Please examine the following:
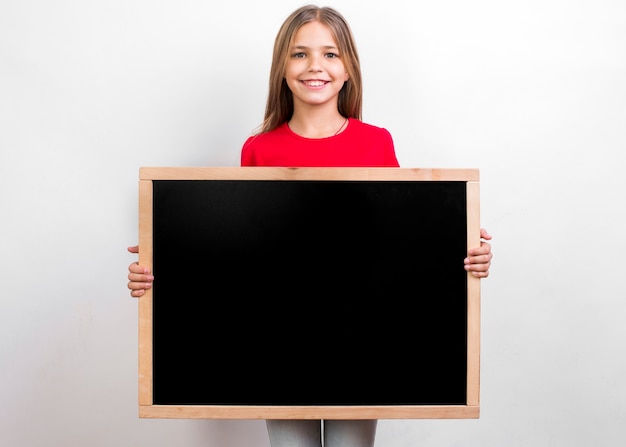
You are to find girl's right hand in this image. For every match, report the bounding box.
[127,245,154,298]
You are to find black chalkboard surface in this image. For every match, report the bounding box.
[137,167,481,419]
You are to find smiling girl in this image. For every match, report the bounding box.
[127,5,492,446]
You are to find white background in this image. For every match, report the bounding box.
[1,0,625,446]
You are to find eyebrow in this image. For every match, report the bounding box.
[291,45,339,51]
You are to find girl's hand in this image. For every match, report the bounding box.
[127,245,153,298]
[464,228,492,278]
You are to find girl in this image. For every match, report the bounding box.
[128,5,493,447]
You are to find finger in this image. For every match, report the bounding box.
[127,245,139,254]
[464,253,492,266]
[127,268,154,283]
[130,288,145,298]
[128,280,152,291]
[464,258,490,269]
[128,263,153,285]
[128,273,154,285]
[465,264,490,279]
[129,262,151,275]
[467,242,492,257]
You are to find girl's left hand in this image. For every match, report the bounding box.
[464,228,492,278]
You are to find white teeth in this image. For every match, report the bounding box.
[304,81,326,87]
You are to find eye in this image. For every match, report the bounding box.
[292,52,306,59]
[325,52,339,59]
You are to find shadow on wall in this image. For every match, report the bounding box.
[201,420,270,447]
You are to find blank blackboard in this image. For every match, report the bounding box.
[137,167,481,419]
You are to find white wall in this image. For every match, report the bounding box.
[1,0,625,446]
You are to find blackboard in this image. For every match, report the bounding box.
[137,167,481,419]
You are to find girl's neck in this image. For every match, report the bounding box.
[288,105,348,138]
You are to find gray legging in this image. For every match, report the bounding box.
[266,419,377,447]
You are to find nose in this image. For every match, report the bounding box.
[307,54,323,72]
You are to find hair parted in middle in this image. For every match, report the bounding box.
[258,4,363,134]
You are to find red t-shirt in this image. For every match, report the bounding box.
[240,118,399,167]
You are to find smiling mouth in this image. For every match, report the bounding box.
[302,80,328,87]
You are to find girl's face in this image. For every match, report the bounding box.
[285,21,349,111]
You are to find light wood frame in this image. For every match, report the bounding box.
[137,167,481,419]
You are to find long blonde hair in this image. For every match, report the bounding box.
[257,5,363,134]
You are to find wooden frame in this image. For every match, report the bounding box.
[138,167,481,419]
